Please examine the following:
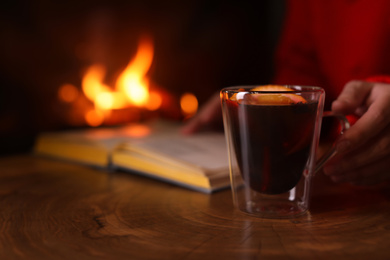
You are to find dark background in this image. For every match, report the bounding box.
[0,0,286,156]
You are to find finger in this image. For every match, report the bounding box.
[354,106,368,117]
[329,158,390,185]
[331,80,373,115]
[324,125,390,176]
[334,90,390,153]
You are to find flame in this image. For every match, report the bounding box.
[180,93,198,117]
[115,36,154,106]
[96,92,127,110]
[74,35,159,127]
[59,36,191,127]
[82,64,111,102]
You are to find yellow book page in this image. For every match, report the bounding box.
[112,151,211,189]
[34,137,109,167]
[120,131,229,175]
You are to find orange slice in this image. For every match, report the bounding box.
[228,88,245,102]
[232,85,307,105]
[251,85,293,91]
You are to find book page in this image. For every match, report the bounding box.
[38,119,229,172]
[128,131,228,172]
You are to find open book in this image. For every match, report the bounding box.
[33,120,230,193]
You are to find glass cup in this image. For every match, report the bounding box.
[221,85,349,218]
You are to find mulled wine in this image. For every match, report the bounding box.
[226,100,317,194]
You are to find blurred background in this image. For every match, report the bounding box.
[0,0,286,156]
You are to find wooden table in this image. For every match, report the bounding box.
[0,155,390,260]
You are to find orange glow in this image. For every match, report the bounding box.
[96,92,128,110]
[121,124,151,138]
[145,91,162,111]
[116,36,153,106]
[80,36,155,125]
[62,35,166,127]
[85,109,105,127]
[180,93,198,116]
[58,84,79,103]
[82,64,111,102]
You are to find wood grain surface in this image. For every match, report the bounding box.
[0,155,389,260]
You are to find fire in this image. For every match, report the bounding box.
[81,64,111,103]
[78,36,160,126]
[96,92,127,110]
[58,36,199,127]
[115,36,154,106]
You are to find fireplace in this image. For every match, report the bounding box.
[57,34,196,128]
[0,0,284,155]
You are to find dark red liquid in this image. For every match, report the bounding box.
[226,101,317,194]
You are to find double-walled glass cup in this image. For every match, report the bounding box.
[221,85,349,218]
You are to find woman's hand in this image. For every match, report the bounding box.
[323,80,390,185]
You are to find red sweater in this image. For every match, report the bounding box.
[273,0,390,106]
